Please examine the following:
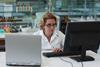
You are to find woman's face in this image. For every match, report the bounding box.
[44,19,57,36]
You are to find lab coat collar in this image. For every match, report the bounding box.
[50,30,59,43]
[41,30,49,42]
[41,30,59,43]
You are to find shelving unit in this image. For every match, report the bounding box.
[0,22,33,33]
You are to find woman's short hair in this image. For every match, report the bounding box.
[39,12,57,30]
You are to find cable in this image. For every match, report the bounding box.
[78,57,83,67]
[59,57,84,67]
[78,58,83,67]
[59,57,73,67]
[80,61,83,67]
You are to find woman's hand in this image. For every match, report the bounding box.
[52,48,63,53]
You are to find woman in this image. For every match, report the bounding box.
[34,12,65,53]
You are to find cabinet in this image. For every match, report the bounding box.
[0,38,5,51]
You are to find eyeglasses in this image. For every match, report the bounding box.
[45,23,57,28]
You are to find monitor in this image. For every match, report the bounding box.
[64,21,100,62]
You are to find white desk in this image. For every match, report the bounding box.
[0,51,100,67]
[42,51,100,67]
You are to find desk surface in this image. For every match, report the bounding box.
[0,51,100,67]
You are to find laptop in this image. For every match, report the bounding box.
[5,33,41,66]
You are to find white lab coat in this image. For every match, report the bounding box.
[34,30,65,50]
